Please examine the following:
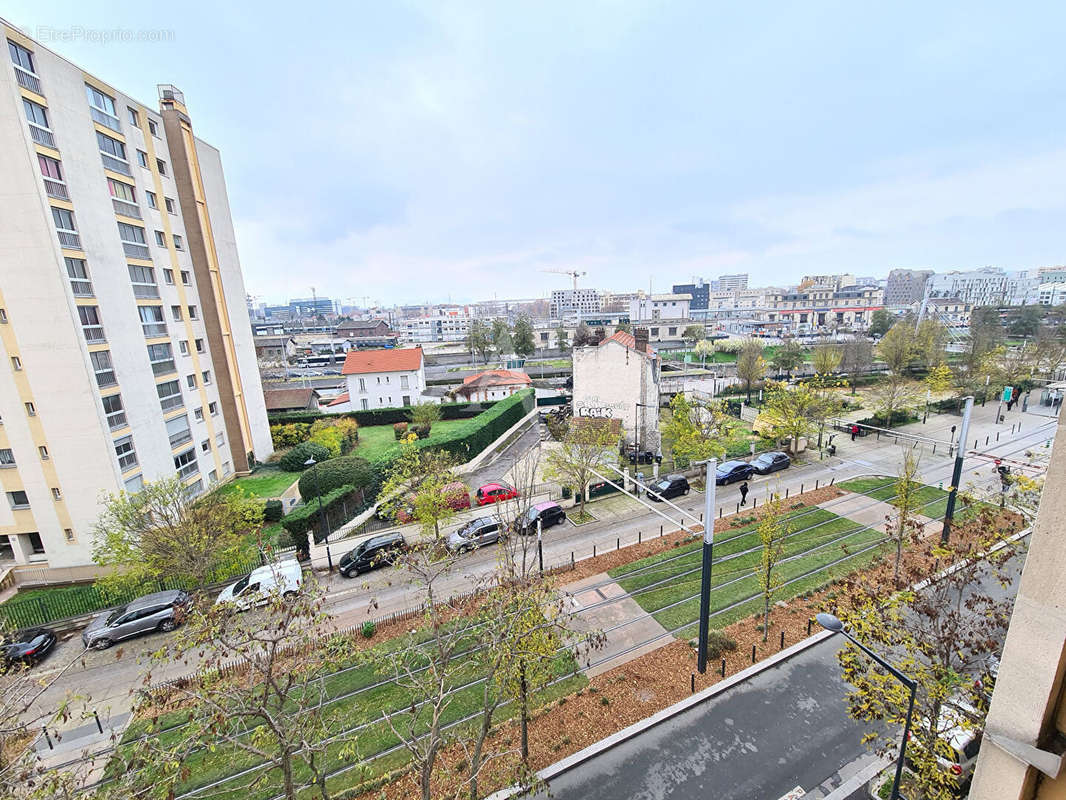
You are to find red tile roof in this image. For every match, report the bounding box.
[461,369,532,388]
[326,392,350,407]
[341,346,423,375]
[600,329,652,356]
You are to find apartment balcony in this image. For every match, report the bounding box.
[89,107,122,133]
[43,178,68,200]
[14,66,41,94]
[159,394,184,413]
[69,280,93,297]
[122,242,151,259]
[82,326,106,344]
[56,230,81,249]
[29,124,55,148]
[112,198,141,219]
[176,461,199,480]
[169,430,192,448]
[117,453,138,471]
[106,411,128,431]
[100,153,131,176]
[132,284,160,299]
[150,359,176,376]
[142,323,168,338]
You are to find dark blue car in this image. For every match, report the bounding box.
[715,460,755,485]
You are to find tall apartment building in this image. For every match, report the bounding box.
[549,288,601,320]
[926,267,1040,307]
[0,24,272,568]
[715,273,748,292]
[884,268,932,305]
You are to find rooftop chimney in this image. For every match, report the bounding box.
[634,327,649,353]
[594,327,606,343]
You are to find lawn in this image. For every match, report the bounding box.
[214,469,300,499]
[608,505,885,636]
[838,477,994,522]
[115,615,585,800]
[352,418,471,461]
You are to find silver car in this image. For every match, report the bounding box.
[446,517,503,553]
[81,589,190,650]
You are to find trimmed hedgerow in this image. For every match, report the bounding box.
[278,441,331,472]
[267,399,494,427]
[297,455,376,501]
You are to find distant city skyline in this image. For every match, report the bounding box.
[10,1,1065,306]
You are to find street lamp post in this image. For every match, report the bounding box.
[634,401,654,459]
[941,395,974,544]
[696,458,717,674]
[304,456,328,558]
[817,613,916,800]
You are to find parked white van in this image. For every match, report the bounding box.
[215,560,303,610]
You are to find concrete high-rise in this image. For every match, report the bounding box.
[0,22,272,568]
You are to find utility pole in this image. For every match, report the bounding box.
[941,396,974,545]
[696,458,717,674]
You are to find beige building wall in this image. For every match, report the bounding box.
[969,405,1066,799]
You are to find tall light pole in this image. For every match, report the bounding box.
[818,613,916,800]
[304,456,328,554]
[635,401,654,458]
[696,458,717,674]
[941,395,973,544]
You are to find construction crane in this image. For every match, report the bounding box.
[540,268,587,291]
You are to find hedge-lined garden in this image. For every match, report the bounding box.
[267,398,496,427]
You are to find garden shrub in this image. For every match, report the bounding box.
[309,425,344,457]
[281,483,368,542]
[361,621,376,638]
[270,422,311,449]
[411,424,431,439]
[263,499,284,522]
[278,441,331,472]
[393,422,408,440]
[298,454,375,500]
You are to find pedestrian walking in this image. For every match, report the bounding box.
[739,481,749,506]
[850,424,859,441]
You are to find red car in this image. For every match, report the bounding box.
[395,481,471,523]
[475,482,518,506]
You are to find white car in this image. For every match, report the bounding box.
[216,560,303,611]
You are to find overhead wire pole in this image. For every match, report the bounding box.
[941,395,974,545]
[696,458,717,674]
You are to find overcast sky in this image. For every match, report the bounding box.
[8,1,1066,306]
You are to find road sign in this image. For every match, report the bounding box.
[1003,386,1013,402]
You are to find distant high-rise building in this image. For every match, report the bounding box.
[715,273,748,292]
[289,296,338,317]
[926,267,1039,307]
[884,268,933,306]
[672,279,710,310]
[549,288,601,320]
[0,23,272,568]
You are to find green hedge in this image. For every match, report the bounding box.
[268,399,495,427]
[278,441,331,472]
[298,455,376,500]
[404,389,535,463]
[281,484,370,543]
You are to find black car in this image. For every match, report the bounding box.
[647,474,690,501]
[339,532,407,578]
[715,460,756,485]
[513,502,567,535]
[1,627,57,666]
[751,451,790,475]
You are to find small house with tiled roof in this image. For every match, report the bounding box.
[324,346,429,412]
[263,387,321,413]
[453,369,532,403]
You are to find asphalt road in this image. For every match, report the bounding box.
[531,547,1029,800]
[20,407,1055,753]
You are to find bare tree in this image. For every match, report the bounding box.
[886,446,923,581]
[543,421,618,520]
[840,338,873,394]
[736,339,766,402]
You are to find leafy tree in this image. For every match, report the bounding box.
[1007,305,1042,338]
[682,324,705,347]
[759,383,838,449]
[923,364,954,395]
[693,338,716,368]
[660,393,731,467]
[378,445,460,538]
[512,314,536,357]
[544,421,617,519]
[887,447,923,580]
[834,519,1018,800]
[409,401,442,434]
[811,345,842,375]
[572,321,596,348]
[93,476,263,594]
[491,318,513,356]
[753,493,789,641]
[770,340,805,379]
[614,321,632,334]
[877,321,919,375]
[840,338,873,394]
[914,319,949,369]
[869,377,921,427]
[963,307,1004,377]
[465,319,493,363]
[554,326,569,351]
[869,308,893,337]
[736,339,767,403]
[115,582,348,800]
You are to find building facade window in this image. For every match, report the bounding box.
[89,350,116,387]
[180,270,190,285]
[24,402,36,416]
[137,150,148,168]
[107,178,136,204]
[195,338,204,353]
[124,474,143,493]
[174,448,198,478]
[85,84,121,131]
[146,342,175,375]
[154,230,166,246]
[97,132,130,174]
[38,446,49,460]
[128,264,159,298]
[157,379,183,412]
[0,449,14,467]
[138,305,167,338]
[146,190,157,209]
[102,393,127,430]
[163,268,174,284]
[65,257,93,296]
[166,414,192,448]
[114,435,138,471]
[78,305,105,342]
[208,401,218,416]
[179,340,189,355]
[10,356,22,370]
[7,491,29,509]
[156,158,167,175]
[127,107,139,126]
[165,197,176,214]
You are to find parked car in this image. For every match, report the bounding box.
[215,560,303,610]
[512,501,567,535]
[715,460,756,485]
[647,474,690,501]
[1,627,56,666]
[339,532,407,578]
[907,702,983,786]
[751,451,791,475]
[447,517,504,552]
[475,483,518,506]
[393,482,471,524]
[82,589,191,650]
